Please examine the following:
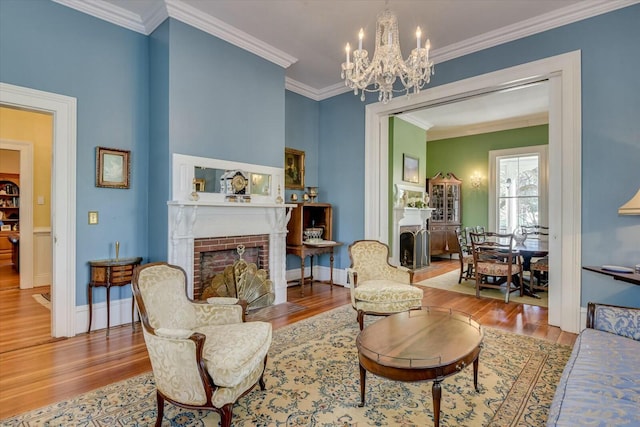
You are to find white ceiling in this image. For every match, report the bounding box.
[53,0,635,132]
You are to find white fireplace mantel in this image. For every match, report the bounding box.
[168,154,294,304]
[167,200,295,304]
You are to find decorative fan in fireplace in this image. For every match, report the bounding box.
[201,259,275,312]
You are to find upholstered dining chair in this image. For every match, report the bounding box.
[132,262,272,427]
[521,225,549,290]
[455,227,475,283]
[470,232,523,303]
[347,240,424,330]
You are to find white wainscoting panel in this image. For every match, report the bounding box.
[33,227,52,286]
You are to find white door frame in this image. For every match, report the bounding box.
[0,139,34,289]
[364,51,582,333]
[0,82,77,337]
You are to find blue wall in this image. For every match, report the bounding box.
[1,0,638,309]
[0,0,149,305]
[319,4,640,307]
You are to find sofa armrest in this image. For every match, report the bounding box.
[586,302,640,341]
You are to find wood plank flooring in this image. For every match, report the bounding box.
[0,259,576,419]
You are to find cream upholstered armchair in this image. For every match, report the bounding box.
[347,240,424,330]
[132,262,272,427]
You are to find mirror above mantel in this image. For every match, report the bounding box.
[172,154,285,205]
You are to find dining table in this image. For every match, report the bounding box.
[514,239,549,298]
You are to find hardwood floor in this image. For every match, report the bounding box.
[0,259,576,420]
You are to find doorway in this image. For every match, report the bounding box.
[363,51,582,333]
[0,82,78,338]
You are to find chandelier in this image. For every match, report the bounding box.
[341,9,434,104]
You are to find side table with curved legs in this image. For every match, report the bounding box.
[87,257,143,336]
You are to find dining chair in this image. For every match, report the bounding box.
[455,227,475,283]
[521,225,549,289]
[470,232,524,303]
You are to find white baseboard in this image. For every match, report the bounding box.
[75,297,138,335]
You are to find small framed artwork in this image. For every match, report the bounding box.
[0,225,11,231]
[96,147,130,189]
[403,154,419,184]
[285,148,305,189]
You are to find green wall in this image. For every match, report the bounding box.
[426,124,548,229]
[389,118,427,245]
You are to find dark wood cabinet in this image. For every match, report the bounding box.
[286,203,333,246]
[286,203,340,295]
[428,173,462,256]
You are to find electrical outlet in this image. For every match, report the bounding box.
[88,211,98,225]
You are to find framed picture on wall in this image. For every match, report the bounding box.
[403,154,419,183]
[284,148,305,189]
[96,147,131,189]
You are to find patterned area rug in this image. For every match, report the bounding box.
[419,270,549,308]
[1,305,571,426]
[246,301,307,322]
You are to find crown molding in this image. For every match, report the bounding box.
[314,0,638,100]
[52,0,151,34]
[426,112,549,141]
[395,114,433,131]
[53,0,296,68]
[54,0,638,99]
[164,0,297,68]
[285,78,352,101]
[432,0,638,64]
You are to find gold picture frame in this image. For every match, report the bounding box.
[96,147,131,189]
[285,148,305,189]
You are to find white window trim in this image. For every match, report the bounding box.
[489,145,548,232]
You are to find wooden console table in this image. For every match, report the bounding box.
[583,266,640,286]
[88,257,143,336]
[287,242,342,296]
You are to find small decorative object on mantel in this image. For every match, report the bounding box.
[190,178,200,201]
[221,170,251,203]
[290,193,298,202]
[302,193,310,202]
[96,147,130,189]
[275,185,284,204]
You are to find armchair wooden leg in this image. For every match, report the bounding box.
[155,391,164,427]
[219,403,234,427]
[259,355,268,390]
[357,311,365,330]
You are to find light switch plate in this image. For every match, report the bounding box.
[88,211,98,225]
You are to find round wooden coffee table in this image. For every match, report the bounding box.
[356,307,484,427]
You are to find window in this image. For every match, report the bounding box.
[489,146,548,233]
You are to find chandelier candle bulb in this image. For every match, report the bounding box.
[358,28,363,50]
[416,27,421,49]
[345,43,351,64]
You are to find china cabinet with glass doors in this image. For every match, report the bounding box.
[428,172,462,256]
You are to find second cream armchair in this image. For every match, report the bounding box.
[347,240,424,330]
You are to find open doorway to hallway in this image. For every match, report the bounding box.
[0,106,54,350]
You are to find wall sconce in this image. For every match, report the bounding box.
[470,172,482,189]
[619,188,640,215]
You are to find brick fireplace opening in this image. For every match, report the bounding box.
[193,234,269,299]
